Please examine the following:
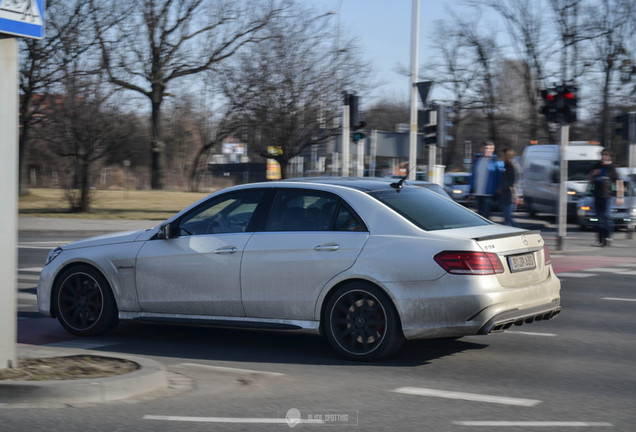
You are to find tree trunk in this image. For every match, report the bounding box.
[18,95,33,195]
[150,85,165,190]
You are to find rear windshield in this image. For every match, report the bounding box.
[369,186,490,231]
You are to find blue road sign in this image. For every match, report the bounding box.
[0,0,45,39]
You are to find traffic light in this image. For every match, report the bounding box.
[348,94,366,142]
[420,107,437,145]
[561,85,577,123]
[352,131,366,142]
[540,85,577,124]
[349,94,360,128]
[540,87,559,123]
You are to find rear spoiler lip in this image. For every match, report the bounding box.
[472,229,541,242]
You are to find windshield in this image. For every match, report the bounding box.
[568,160,597,181]
[369,187,490,231]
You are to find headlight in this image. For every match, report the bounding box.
[45,247,63,266]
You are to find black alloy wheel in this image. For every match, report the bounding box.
[55,265,118,336]
[324,282,404,361]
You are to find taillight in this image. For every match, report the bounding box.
[543,244,552,266]
[434,251,504,275]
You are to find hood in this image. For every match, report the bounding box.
[61,229,153,251]
[566,180,589,193]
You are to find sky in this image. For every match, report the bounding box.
[314,0,462,105]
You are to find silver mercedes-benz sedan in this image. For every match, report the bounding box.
[37,178,561,360]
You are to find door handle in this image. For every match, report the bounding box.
[314,244,340,252]
[214,246,238,254]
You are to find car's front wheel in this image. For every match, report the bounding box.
[324,282,404,361]
[54,265,118,336]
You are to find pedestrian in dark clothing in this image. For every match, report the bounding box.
[589,149,624,247]
[499,148,518,226]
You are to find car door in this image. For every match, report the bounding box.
[241,188,369,320]
[135,189,267,317]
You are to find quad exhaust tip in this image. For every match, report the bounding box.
[488,308,561,334]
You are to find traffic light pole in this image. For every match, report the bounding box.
[342,94,350,177]
[557,124,569,251]
[629,112,636,171]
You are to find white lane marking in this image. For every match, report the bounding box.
[392,387,541,407]
[555,272,596,278]
[453,421,613,427]
[584,268,631,273]
[18,267,43,273]
[602,297,636,302]
[506,331,557,337]
[143,415,322,425]
[616,263,636,267]
[177,363,285,376]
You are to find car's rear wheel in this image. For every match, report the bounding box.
[324,282,404,361]
[54,265,118,336]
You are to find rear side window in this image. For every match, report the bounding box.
[370,187,490,231]
[266,189,366,232]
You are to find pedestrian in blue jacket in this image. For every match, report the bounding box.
[470,140,502,219]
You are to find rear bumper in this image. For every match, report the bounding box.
[477,303,561,334]
[392,268,561,340]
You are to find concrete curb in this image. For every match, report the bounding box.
[0,352,167,406]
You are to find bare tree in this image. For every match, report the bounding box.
[220,3,369,178]
[95,0,282,189]
[585,0,635,148]
[19,0,96,195]
[424,18,482,169]
[454,10,502,144]
[483,0,555,143]
[363,99,410,132]
[41,82,140,212]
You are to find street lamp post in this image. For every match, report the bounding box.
[408,0,420,180]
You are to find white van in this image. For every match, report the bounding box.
[520,143,603,219]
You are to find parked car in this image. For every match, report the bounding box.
[443,172,471,204]
[38,178,561,361]
[577,178,636,231]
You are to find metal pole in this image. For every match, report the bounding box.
[0,37,18,368]
[342,94,350,176]
[557,124,569,250]
[408,0,419,180]
[629,112,636,171]
[628,112,635,239]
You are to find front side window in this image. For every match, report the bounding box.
[178,189,266,235]
[265,189,366,232]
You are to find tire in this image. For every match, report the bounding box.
[54,265,119,336]
[526,197,536,217]
[323,282,404,361]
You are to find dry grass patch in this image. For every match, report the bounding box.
[0,355,139,381]
[19,188,211,220]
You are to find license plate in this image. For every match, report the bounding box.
[508,252,536,273]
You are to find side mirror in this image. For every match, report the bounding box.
[158,223,172,240]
